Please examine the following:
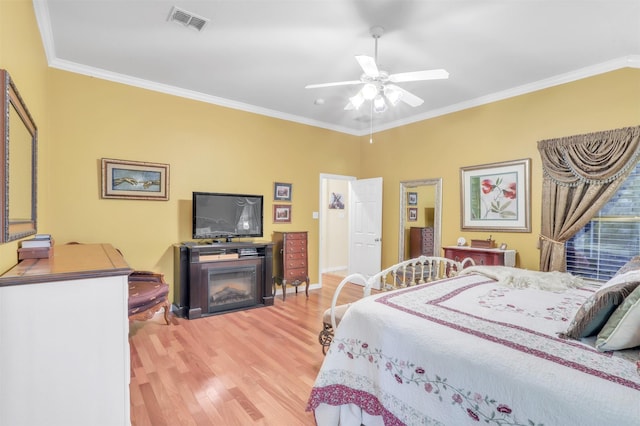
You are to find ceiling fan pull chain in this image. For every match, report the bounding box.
[369,102,374,144]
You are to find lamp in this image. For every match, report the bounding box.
[348,92,365,110]
[383,85,402,106]
[347,84,402,113]
[361,83,378,100]
[373,94,387,113]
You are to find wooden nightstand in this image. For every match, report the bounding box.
[443,246,516,267]
[273,231,309,301]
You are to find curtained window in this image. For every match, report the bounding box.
[566,162,640,281]
[537,125,640,272]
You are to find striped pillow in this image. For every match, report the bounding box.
[560,265,640,340]
[595,285,640,351]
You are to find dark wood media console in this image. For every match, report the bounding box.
[173,241,274,319]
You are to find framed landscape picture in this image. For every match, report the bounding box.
[273,182,292,201]
[273,204,291,223]
[460,158,531,232]
[101,158,169,200]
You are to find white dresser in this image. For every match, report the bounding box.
[0,244,132,426]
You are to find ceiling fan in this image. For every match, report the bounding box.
[305,26,449,113]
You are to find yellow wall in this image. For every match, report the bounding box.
[45,70,361,290]
[2,3,639,290]
[0,0,50,273]
[362,68,640,270]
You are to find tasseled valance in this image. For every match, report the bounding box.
[538,126,640,187]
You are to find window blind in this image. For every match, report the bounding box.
[566,161,640,281]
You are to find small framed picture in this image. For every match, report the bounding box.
[273,204,291,223]
[499,243,508,250]
[408,192,418,206]
[274,182,292,201]
[329,192,345,209]
[408,207,418,222]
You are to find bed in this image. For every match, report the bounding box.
[307,256,640,425]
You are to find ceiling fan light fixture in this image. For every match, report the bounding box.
[349,92,365,110]
[373,94,387,113]
[361,83,378,100]
[384,85,402,106]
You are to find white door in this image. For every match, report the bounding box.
[348,177,383,279]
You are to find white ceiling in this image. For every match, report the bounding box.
[34,0,640,136]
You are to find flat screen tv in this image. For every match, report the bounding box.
[192,192,263,241]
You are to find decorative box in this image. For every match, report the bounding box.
[471,239,495,249]
[18,247,53,260]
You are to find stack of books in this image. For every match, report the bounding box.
[18,234,54,260]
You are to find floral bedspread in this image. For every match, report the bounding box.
[307,274,640,426]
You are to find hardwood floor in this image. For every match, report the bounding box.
[129,274,364,425]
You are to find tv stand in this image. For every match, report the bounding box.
[173,241,274,319]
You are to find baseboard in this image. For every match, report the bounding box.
[322,266,347,273]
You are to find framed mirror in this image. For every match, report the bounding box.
[398,178,442,262]
[1,69,37,243]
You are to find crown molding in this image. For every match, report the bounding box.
[32,2,638,137]
[368,55,640,136]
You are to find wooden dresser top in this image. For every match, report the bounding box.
[0,243,132,287]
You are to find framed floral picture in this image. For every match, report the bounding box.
[460,158,531,232]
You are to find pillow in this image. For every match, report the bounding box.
[595,285,640,351]
[612,255,640,277]
[560,258,640,340]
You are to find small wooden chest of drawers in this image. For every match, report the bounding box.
[410,227,435,258]
[273,231,309,301]
[443,246,516,267]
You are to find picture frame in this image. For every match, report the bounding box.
[273,182,292,201]
[408,207,418,222]
[407,192,418,206]
[273,204,291,223]
[329,192,345,209]
[101,158,169,200]
[460,158,531,232]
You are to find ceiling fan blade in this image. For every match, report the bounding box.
[305,80,362,89]
[355,55,379,78]
[387,84,424,107]
[389,69,449,83]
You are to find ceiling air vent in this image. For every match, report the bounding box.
[168,6,209,32]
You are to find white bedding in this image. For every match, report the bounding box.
[307,273,640,425]
[458,265,585,291]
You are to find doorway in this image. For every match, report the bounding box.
[319,174,354,288]
[319,174,384,287]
